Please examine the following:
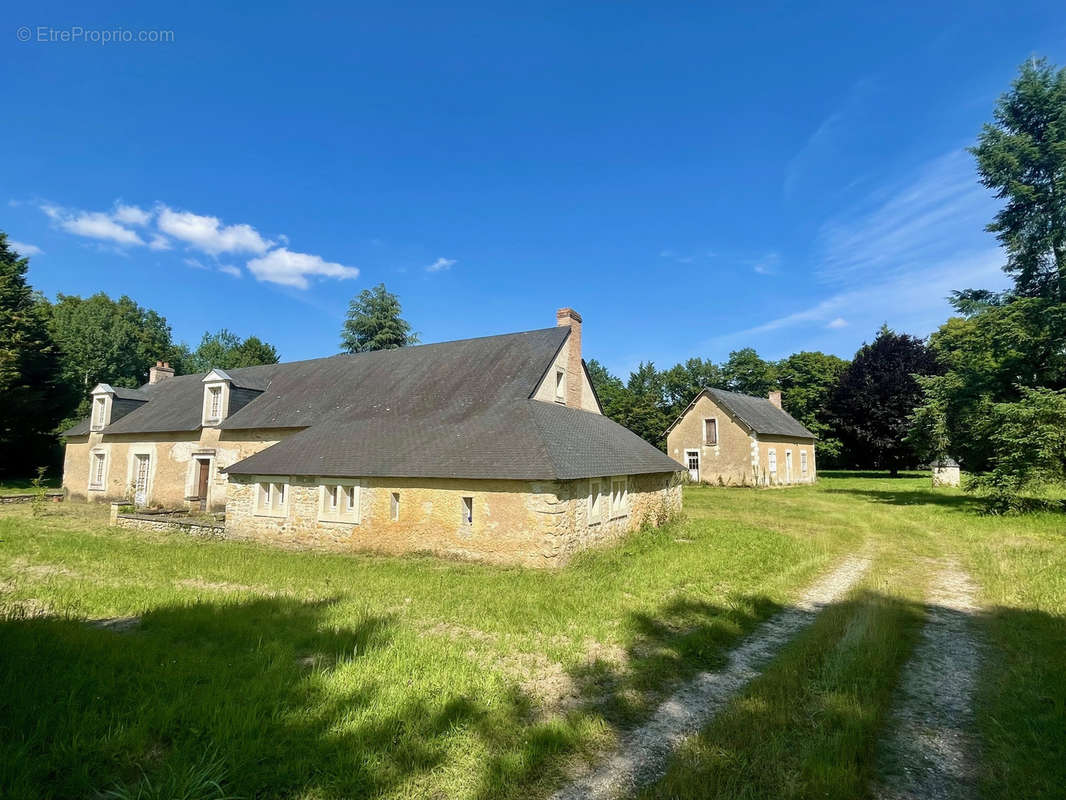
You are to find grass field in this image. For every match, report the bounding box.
[1,473,1063,799]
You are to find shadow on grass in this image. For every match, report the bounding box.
[822,487,984,511]
[0,596,491,799]
[818,470,928,480]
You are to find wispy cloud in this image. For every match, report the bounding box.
[246,248,358,289]
[816,149,994,288]
[218,264,242,278]
[711,149,1006,350]
[112,203,151,226]
[426,257,456,273]
[752,251,781,275]
[8,239,42,256]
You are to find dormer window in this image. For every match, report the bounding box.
[201,369,233,426]
[92,397,107,430]
[88,384,116,432]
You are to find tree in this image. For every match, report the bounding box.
[971,387,1066,511]
[908,298,1066,472]
[585,359,627,416]
[661,358,725,419]
[0,234,65,476]
[829,326,939,475]
[189,329,280,372]
[776,351,849,465]
[971,58,1066,300]
[723,348,778,397]
[43,292,184,423]
[340,284,418,353]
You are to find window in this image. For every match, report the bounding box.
[461,496,473,525]
[91,397,107,430]
[785,450,793,478]
[555,369,565,403]
[208,386,222,419]
[255,478,289,516]
[390,492,400,521]
[610,476,628,518]
[319,480,360,523]
[801,450,809,473]
[768,449,777,473]
[704,418,718,445]
[588,478,606,523]
[89,452,107,490]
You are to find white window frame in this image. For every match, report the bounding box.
[785,450,793,481]
[201,370,233,426]
[390,492,400,521]
[609,476,629,519]
[704,417,718,446]
[461,496,473,525]
[768,448,777,474]
[91,396,108,431]
[88,450,108,491]
[254,476,290,518]
[318,479,360,523]
[554,368,566,403]
[801,450,809,474]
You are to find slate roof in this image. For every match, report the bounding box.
[665,387,816,440]
[65,326,682,481]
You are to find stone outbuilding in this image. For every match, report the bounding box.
[664,388,816,486]
[61,308,683,566]
[931,456,961,487]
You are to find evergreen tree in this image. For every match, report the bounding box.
[340,284,418,353]
[0,234,65,476]
[971,58,1066,299]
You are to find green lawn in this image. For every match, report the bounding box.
[0,476,60,495]
[1,474,1063,799]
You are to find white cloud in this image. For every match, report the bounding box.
[113,204,151,226]
[8,239,42,256]
[826,317,848,329]
[157,207,273,255]
[148,234,171,251]
[246,247,359,289]
[218,264,242,278]
[183,257,208,270]
[57,210,144,245]
[426,257,456,273]
[816,149,997,288]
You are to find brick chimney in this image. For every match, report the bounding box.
[555,308,583,408]
[149,360,175,384]
[768,390,782,409]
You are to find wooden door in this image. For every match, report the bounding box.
[196,459,210,510]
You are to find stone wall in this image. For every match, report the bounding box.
[224,471,681,567]
[62,427,300,509]
[113,513,225,538]
[754,436,817,486]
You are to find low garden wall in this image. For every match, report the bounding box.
[0,492,64,505]
[109,504,224,539]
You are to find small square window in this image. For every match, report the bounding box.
[390,492,400,521]
[461,496,473,525]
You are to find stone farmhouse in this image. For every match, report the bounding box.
[665,388,816,486]
[62,309,683,566]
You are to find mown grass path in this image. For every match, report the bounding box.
[553,554,871,800]
[873,561,981,800]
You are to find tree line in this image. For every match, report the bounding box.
[587,327,937,475]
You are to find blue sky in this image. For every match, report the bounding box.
[4,1,1063,377]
